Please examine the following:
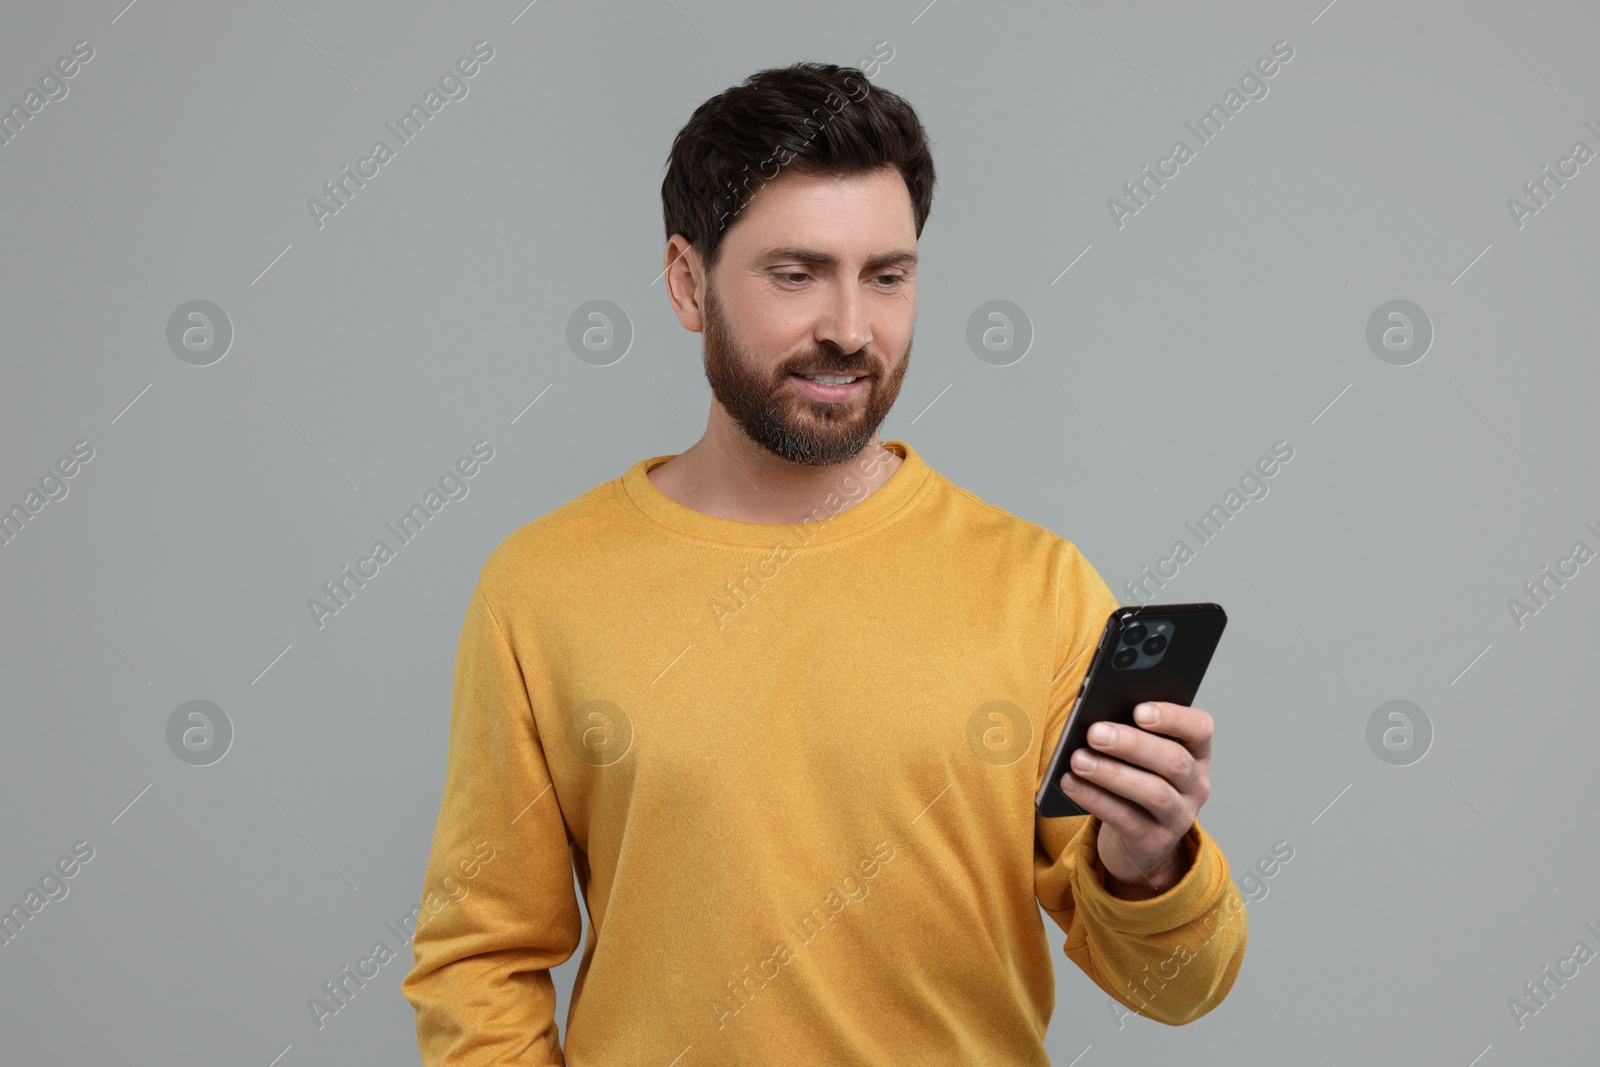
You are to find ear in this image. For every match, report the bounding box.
[663,236,707,332]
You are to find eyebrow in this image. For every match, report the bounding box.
[758,247,918,272]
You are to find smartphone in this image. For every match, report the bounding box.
[1036,602,1227,818]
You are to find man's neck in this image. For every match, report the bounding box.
[646,421,903,525]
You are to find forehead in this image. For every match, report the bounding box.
[725,167,915,257]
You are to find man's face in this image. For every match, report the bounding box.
[697,166,917,467]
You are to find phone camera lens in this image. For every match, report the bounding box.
[1122,622,1147,645]
[1142,634,1167,655]
[1113,647,1138,669]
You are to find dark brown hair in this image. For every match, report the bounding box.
[661,61,936,275]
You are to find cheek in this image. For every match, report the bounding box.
[879,333,914,373]
[727,296,803,353]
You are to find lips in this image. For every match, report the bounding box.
[789,372,869,400]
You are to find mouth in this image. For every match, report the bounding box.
[789,372,869,400]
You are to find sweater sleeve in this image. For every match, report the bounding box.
[402,576,584,1065]
[1033,542,1247,1025]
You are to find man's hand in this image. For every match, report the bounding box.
[1058,701,1213,901]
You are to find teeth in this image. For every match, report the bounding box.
[800,375,858,385]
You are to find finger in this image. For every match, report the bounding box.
[1067,745,1190,827]
[1131,701,1213,758]
[1086,720,1204,797]
[1058,766,1160,843]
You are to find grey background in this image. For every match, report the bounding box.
[2,0,1597,1064]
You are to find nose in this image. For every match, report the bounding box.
[816,281,870,359]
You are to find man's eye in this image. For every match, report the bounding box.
[775,272,906,287]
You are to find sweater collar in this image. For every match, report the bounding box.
[617,439,933,550]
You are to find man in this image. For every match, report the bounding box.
[403,61,1246,1064]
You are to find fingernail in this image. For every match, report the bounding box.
[1062,774,1080,791]
[1072,749,1097,772]
[1090,722,1116,746]
[1135,703,1159,725]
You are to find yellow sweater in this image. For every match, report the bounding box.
[402,439,1247,1065]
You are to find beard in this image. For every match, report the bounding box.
[700,282,910,467]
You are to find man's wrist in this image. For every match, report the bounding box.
[1102,846,1189,901]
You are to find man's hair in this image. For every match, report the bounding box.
[661,61,936,276]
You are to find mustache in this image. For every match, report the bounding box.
[783,353,874,375]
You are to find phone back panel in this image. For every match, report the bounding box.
[1036,603,1227,818]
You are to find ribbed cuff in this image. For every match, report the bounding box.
[1072,817,1239,937]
